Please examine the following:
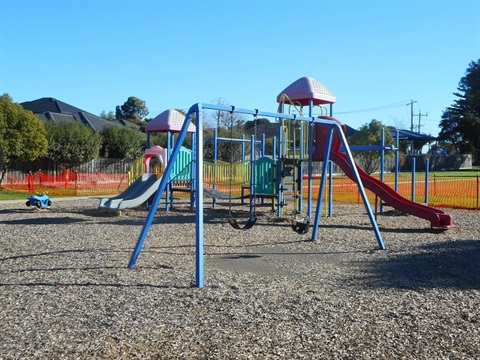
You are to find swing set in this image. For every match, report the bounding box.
[128,102,385,288]
[204,107,311,234]
[226,109,258,230]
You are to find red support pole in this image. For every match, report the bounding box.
[27,172,34,193]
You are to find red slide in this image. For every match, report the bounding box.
[331,151,453,229]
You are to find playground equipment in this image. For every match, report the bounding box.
[98,110,196,211]
[98,172,163,211]
[125,76,452,288]
[128,101,386,288]
[313,116,453,229]
[204,129,277,213]
[275,77,337,232]
[146,109,196,210]
[98,145,165,211]
[225,114,258,231]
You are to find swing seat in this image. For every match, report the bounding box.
[292,218,310,234]
[228,215,257,230]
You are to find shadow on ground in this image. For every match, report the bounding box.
[353,239,480,290]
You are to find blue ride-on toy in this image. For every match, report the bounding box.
[26,193,52,208]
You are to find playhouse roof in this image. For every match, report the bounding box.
[277,76,336,106]
[146,109,196,133]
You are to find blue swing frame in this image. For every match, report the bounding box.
[128,103,385,288]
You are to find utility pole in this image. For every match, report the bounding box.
[414,110,428,133]
[406,100,417,132]
[406,100,417,154]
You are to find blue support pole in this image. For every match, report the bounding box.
[300,122,305,159]
[298,162,303,215]
[337,128,385,250]
[425,159,429,205]
[380,128,385,213]
[277,123,283,216]
[328,101,334,217]
[312,119,385,250]
[128,105,199,270]
[213,129,218,209]
[328,160,333,218]
[261,133,266,158]
[250,135,255,214]
[190,132,196,208]
[241,134,245,161]
[272,137,277,159]
[278,120,283,158]
[195,105,205,288]
[411,157,416,202]
[307,98,314,220]
[312,125,335,240]
[165,131,172,211]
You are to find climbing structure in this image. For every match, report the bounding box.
[275,76,337,218]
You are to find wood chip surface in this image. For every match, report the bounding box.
[1,198,479,359]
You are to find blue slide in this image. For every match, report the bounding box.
[98,173,162,210]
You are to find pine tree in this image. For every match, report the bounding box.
[438,59,480,161]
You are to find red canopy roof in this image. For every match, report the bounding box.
[146,109,196,133]
[277,76,336,106]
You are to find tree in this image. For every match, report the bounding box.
[0,94,48,187]
[100,125,145,159]
[203,127,246,162]
[244,117,270,130]
[215,111,246,130]
[99,110,116,121]
[44,121,102,165]
[208,98,246,130]
[348,119,395,175]
[115,96,149,124]
[438,59,480,162]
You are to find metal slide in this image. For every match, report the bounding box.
[331,151,453,229]
[98,173,162,210]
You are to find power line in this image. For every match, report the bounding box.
[335,100,412,114]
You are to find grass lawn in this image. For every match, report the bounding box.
[0,189,32,201]
[429,167,480,177]
[0,188,76,201]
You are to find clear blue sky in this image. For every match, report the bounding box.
[1,0,479,136]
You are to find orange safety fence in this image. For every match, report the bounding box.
[305,174,480,210]
[2,170,129,196]
[3,169,480,209]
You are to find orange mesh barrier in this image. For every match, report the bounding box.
[2,171,129,196]
[3,169,480,209]
[304,174,480,209]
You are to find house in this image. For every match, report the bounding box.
[20,97,137,132]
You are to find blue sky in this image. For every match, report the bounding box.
[1,0,479,137]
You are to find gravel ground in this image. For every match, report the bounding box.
[0,197,479,359]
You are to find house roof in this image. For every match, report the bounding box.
[343,127,436,142]
[20,97,119,132]
[389,129,437,142]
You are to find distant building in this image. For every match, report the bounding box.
[20,97,138,132]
